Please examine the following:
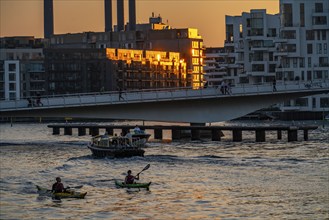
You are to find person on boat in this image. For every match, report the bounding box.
[125,132,133,145]
[134,125,141,134]
[124,170,139,184]
[52,177,65,193]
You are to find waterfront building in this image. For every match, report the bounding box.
[204,47,227,87]
[48,14,204,89]
[44,48,186,95]
[0,37,45,100]
[275,0,329,118]
[204,0,328,118]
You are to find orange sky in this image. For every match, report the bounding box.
[0,0,279,47]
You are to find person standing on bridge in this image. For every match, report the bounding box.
[36,93,43,106]
[272,78,277,92]
[118,87,124,101]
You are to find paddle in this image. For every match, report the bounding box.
[65,185,83,190]
[136,164,150,176]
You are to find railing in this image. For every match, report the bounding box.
[1,80,329,111]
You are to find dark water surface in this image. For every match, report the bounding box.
[0,122,328,219]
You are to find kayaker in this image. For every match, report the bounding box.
[124,170,139,184]
[52,177,65,193]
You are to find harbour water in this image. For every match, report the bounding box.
[0,121,328,219]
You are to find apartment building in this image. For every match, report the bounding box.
[205,0,328,118]
[276,0,329,116]
[0,37,45,100]
[49,14,204,89]
[44,48,187,95]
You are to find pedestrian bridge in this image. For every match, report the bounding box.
[1,81,328,123]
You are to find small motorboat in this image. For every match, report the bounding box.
[87,135,145,158]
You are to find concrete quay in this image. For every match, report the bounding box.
[47,123,318,142]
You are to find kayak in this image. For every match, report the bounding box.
[36,185,87,199]
[115,180,151,190]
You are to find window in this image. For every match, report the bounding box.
[319,57,328,67]
[306,30,314,40]
[307,44,313,54]
[9,83,16,90]
[9,63,16,71]
[282,30,296,39]
[320,98,329,108]
[315,3,323,13]
[295,98,308,107]
[313,16,327,25]
[192,41,199,49]
[324,43,327,54]
[9,92,16,100]
[300,3,305,27]
[300,58,304,67]
[282,4,293,27]
[312,98,316,108]
[317,43,322,54]
[9,73,16,81]
[308,57,312,68]
[314,71,322,79]
[293,58,297,68]
[287,44,296,52]
[324,70,328,79]
[322,30,327,40]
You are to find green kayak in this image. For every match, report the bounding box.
[36,185,87,199]
[115,180,151,190]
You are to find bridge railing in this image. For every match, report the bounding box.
[0,80,328,111]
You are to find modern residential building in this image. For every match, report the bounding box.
[44,48,186,95]
[204,47,227,87]
[48,14,204,89]
[0,37,45,100]
[275,0,329,118]
[204,0,328,118]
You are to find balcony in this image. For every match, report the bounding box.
[246,71,266,77]
[274,49,288,57]
[312,15,329,29]
[273,38,288,43]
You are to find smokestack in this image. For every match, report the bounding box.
[117,0,124,31]
[128,0,136,31]
[105,0,112,32]
[44,0,54,38]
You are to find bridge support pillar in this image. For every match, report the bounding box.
[288,128,298,142]
[191,129,200,140]
[303,130,308,141]
[171,129,181,140]
[154,129,163,140]
[233,130,242,142]
[78,127,86,136]
[277,130,282,140]
[53,127,60,135]
[255,130,266,142]
[90,127,99,136]
[211,129,221,141]
[190,123,204,141]
[64,127,72,135]
[106,128,114,136]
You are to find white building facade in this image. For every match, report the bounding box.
[205,0,329,117]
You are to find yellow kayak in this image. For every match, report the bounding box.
[36,185,87,199]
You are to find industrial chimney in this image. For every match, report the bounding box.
[105,0,113,32]
[44,0,54,38]
[128,0,136,31]
[117,0,124,31]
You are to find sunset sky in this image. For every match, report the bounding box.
[0,0,279,47]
